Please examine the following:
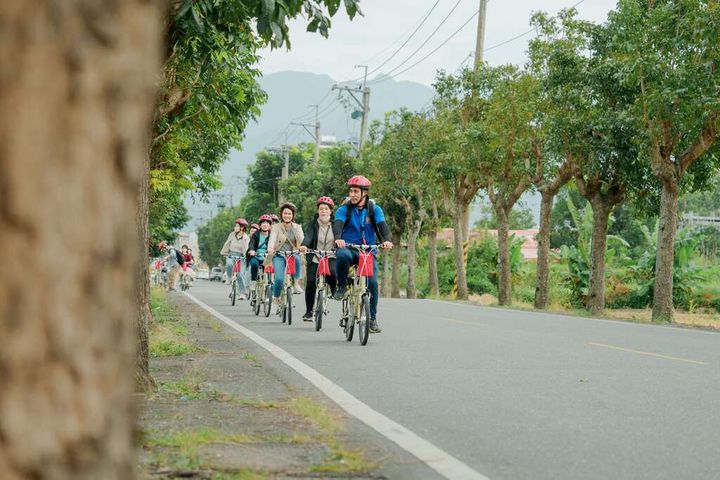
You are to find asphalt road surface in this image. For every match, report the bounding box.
[186,280,720,480]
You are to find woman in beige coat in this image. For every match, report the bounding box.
[221,218,250,299]
[267,202,304,308]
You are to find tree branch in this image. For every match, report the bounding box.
[679,114,719,173]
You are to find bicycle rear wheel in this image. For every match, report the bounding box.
[358,294,370,346]
[230,282,236,306]
[314,290,324,332]
[286,286,293,325]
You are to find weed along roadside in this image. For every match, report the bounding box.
[139,288,423,479]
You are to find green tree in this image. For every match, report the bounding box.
[137,0,362,388]
[605,0,720,321]
[432,70,489,300]
[475,205,535,230]
[474,65,538,305]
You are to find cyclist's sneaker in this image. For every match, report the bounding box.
[369,318,381,334]
[339,317,347,328]
[293,284,304,294]
[302,312,313,322]
[333,286,347,300]
[239,294,246,301]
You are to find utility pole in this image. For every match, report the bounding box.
[290,104,321,163]
[313,104,320,163]
[333,68,371,153]
[474,0,489,69]
[279,131,289,204]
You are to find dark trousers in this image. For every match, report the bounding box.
[335,248,379,319]
[305,258,337,315]
[249,256,264,281]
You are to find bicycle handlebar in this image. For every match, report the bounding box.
[307,249,334,256]
[345,244,384,250]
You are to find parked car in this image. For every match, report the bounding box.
[209,267,223,282]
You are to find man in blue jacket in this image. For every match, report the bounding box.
[333,175,393,333]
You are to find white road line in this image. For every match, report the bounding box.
[185,292,489,480]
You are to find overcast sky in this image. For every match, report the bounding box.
[257,0,618,86]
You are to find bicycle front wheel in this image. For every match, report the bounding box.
[253,287,261,316]
[314,290,324,332]
[264,284,272,317]
[230,283,236,306]
[286,286,293,325]
[358,294,370,346]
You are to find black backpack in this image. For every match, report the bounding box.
[172,248,185,266]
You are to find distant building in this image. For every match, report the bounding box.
[436,228,539,260]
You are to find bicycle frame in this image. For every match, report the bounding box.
[274,250,299,324]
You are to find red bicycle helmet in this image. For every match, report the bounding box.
[347,175,371,189]
[235,218,248,227]
[157,240,167,250]
[250,223,260,230]
[317,196,335,207]
[270,214,280,223]
[259,214,273,224]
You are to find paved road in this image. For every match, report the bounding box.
[187,280,720,480]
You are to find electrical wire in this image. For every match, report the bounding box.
[353,0,442,81]
[372,0,464,81]
[370,10,479,85]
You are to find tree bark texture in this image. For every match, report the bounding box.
[0,1,161,479]
[427,230,439,297]
[574,171,624,314]
[587,199,611,313]
[135,150,154,392]
[534,192,555,309]
[391,245,402,298]
[495,207,512,305]
[405,218,422,299]
[652,180,679,322]
[381,250,391,298]
[452,197,469,300]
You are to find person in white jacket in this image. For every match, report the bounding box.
[221,218,250,299]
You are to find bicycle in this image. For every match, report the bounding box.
[273,250,299,325]
[226,254,245,306]
[340,244,381,346]
[308,249,334,332]
[179,264,194,291]
[251,262,273,317]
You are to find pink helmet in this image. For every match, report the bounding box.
[235,218,248,227]
[259,214,273,225]
[317,196,335,207]
[250,223,260,230]
[347,175,371,189]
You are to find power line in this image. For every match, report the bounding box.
[370,0,587,85]
[483,0,587,53]
[354,0,442,81]
[372,0,464,81]
[370,10,479,85]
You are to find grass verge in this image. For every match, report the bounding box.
[150,287,206,357]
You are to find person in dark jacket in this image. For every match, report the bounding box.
[300,196,338,321]
[246,214,273,291]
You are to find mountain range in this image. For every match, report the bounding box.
[187,70,539,228]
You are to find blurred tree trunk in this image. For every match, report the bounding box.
[0,0,161,478]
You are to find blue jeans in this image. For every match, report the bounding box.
[249,256,264,281]
[225,253,246,294]
[335,248,379,319]
[272,255,301,298]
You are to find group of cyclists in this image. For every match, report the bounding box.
[221,175,393,333]
[156,242,196,291]
[156,175,392,333]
